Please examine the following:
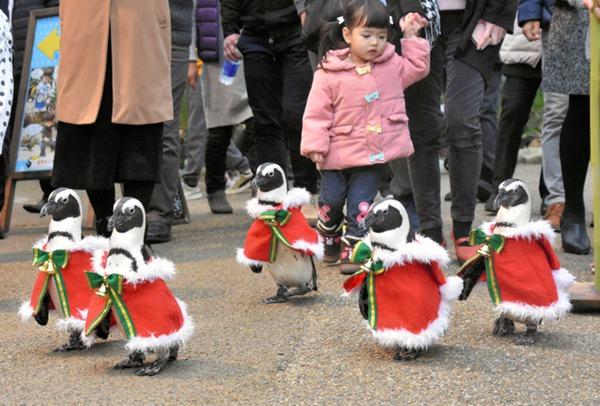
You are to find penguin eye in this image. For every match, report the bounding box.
[267,171,274,177]
[61,197,68,204]
[127,207,135,215]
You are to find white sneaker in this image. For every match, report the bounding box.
[226,169,254,195]
[182,182,203,200]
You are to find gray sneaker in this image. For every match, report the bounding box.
[226,169,254,195]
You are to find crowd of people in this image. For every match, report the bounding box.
[0,0,597,270]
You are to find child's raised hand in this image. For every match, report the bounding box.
[400,12,428,39]
[309,152,325,164]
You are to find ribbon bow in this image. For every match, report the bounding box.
[345,241,386,330]
[31,248,70,316]
[259,209,294,262]
[85,272,136,339]
[468,228,506,305]
[32,248,69,274]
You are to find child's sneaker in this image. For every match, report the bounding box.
[339,235,362,275]
[317,222,342,263]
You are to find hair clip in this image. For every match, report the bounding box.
[337,16,345,25]
[389,16,394,25]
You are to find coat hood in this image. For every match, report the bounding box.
[320,43,397,72]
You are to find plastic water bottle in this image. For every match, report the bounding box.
[219,60,241,86]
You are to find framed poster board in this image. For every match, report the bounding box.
[9,7,59,180]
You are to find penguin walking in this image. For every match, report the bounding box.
[82,197,193,376]
[342,199,463,361]
[458,179,575,345]
[18,188,108,351]
[237,163,323,304]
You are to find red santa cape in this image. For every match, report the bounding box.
[18,236,108,332]
[237,188,323,266]
[343,236,463,350]
[81,250,194,352]
[475,220,575,322]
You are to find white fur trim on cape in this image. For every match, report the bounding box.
[236,248,266,266]
[367,278,460,350]
[480,220,555,243]
[124,298,194,353]
[493,268,574,323]
[291,239,324,260]
[55,310,87,332]
[18,301,34,322]
[91,250,175,284]
[33,235,109,253]
[245,188,311,218]
[374,235,450,268]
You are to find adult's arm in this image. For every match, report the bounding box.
[517,0,543,26]
[221,0,242,38]
[481,0,519,31]
[387,0,424,26]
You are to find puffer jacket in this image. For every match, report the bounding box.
[12,0,59,74]
[196,0,219,62]
[518,0,554,28]
[221,0,302,38]
[301,40,429,171]
[499,18,542,67]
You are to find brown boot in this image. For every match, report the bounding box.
[543,202,564,230]
[317,222,342,264]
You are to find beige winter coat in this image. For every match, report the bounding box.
[56,0,173,125]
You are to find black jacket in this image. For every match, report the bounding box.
[388,0,517,83]
[12,0,59,74]
[221,0,302,38]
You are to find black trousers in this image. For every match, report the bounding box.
[239,33,318,194]
[205,125,234,195]
[560,94,590,223]
[491,74,541,189]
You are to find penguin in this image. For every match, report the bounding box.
[81,197,193,376]
[237,162,323,304]
[458,179,575,345]
[18,188,108,351]
[343,199,463,361]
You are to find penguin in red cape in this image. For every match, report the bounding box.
[18,188,108,351]
[458,179,575,345]
[343,199,463,361]
[82,197,193,376]
[237,162,323,303]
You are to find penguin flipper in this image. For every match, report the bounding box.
[457,255,485,301]
[310,256,318,291]
[358,280,369,321]
[34,293,50,326]
[94,312,111,340]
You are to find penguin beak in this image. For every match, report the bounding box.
[40,200,56,217]
[494,191,515,209]
[254,174,269,189]
[361,210,386,231]
[107,211,125,232]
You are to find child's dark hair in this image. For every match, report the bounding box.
[317,0,393,65]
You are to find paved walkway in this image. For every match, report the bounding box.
[1,162,598,404]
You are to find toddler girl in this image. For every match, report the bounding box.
[301,0,430,274]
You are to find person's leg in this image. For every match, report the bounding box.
[560,94,590,254]
[444,36,486,242]
[225,139,250,173]
[242,51,287,173]
[123,181,155,213]
[478,66,502,202]
[486,74,541,211]
[317,170,347,263]
[403,40,444,243]
[205,125,234,213]
[86,188,116,237]
[147,47,188,238]
[280,37,319,194]
[541,92,568,206]
[388,158,420,232]
[181,82,209,188]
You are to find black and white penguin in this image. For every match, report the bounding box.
[459,178,574,345]
[238,163,323,303]
[19,188,108,351]
[343,199,461,361]
[83,197,193,376]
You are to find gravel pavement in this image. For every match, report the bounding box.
[1,162,598,404]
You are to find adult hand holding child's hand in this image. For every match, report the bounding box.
[399,12,428,39]
[309,152,324,164]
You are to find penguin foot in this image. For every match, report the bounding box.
[54,331,86,352]
[168,346,179,362]
[285,286,312,298]
[136,349,170,376]
[394,348,423,361]
[264,284,288,304]
[114,351,145,369]
[514,324,538,346]
[492,317,515,336]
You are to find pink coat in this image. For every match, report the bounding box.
[301,39,430,170]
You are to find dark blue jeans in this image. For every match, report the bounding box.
[318,166,382,238]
